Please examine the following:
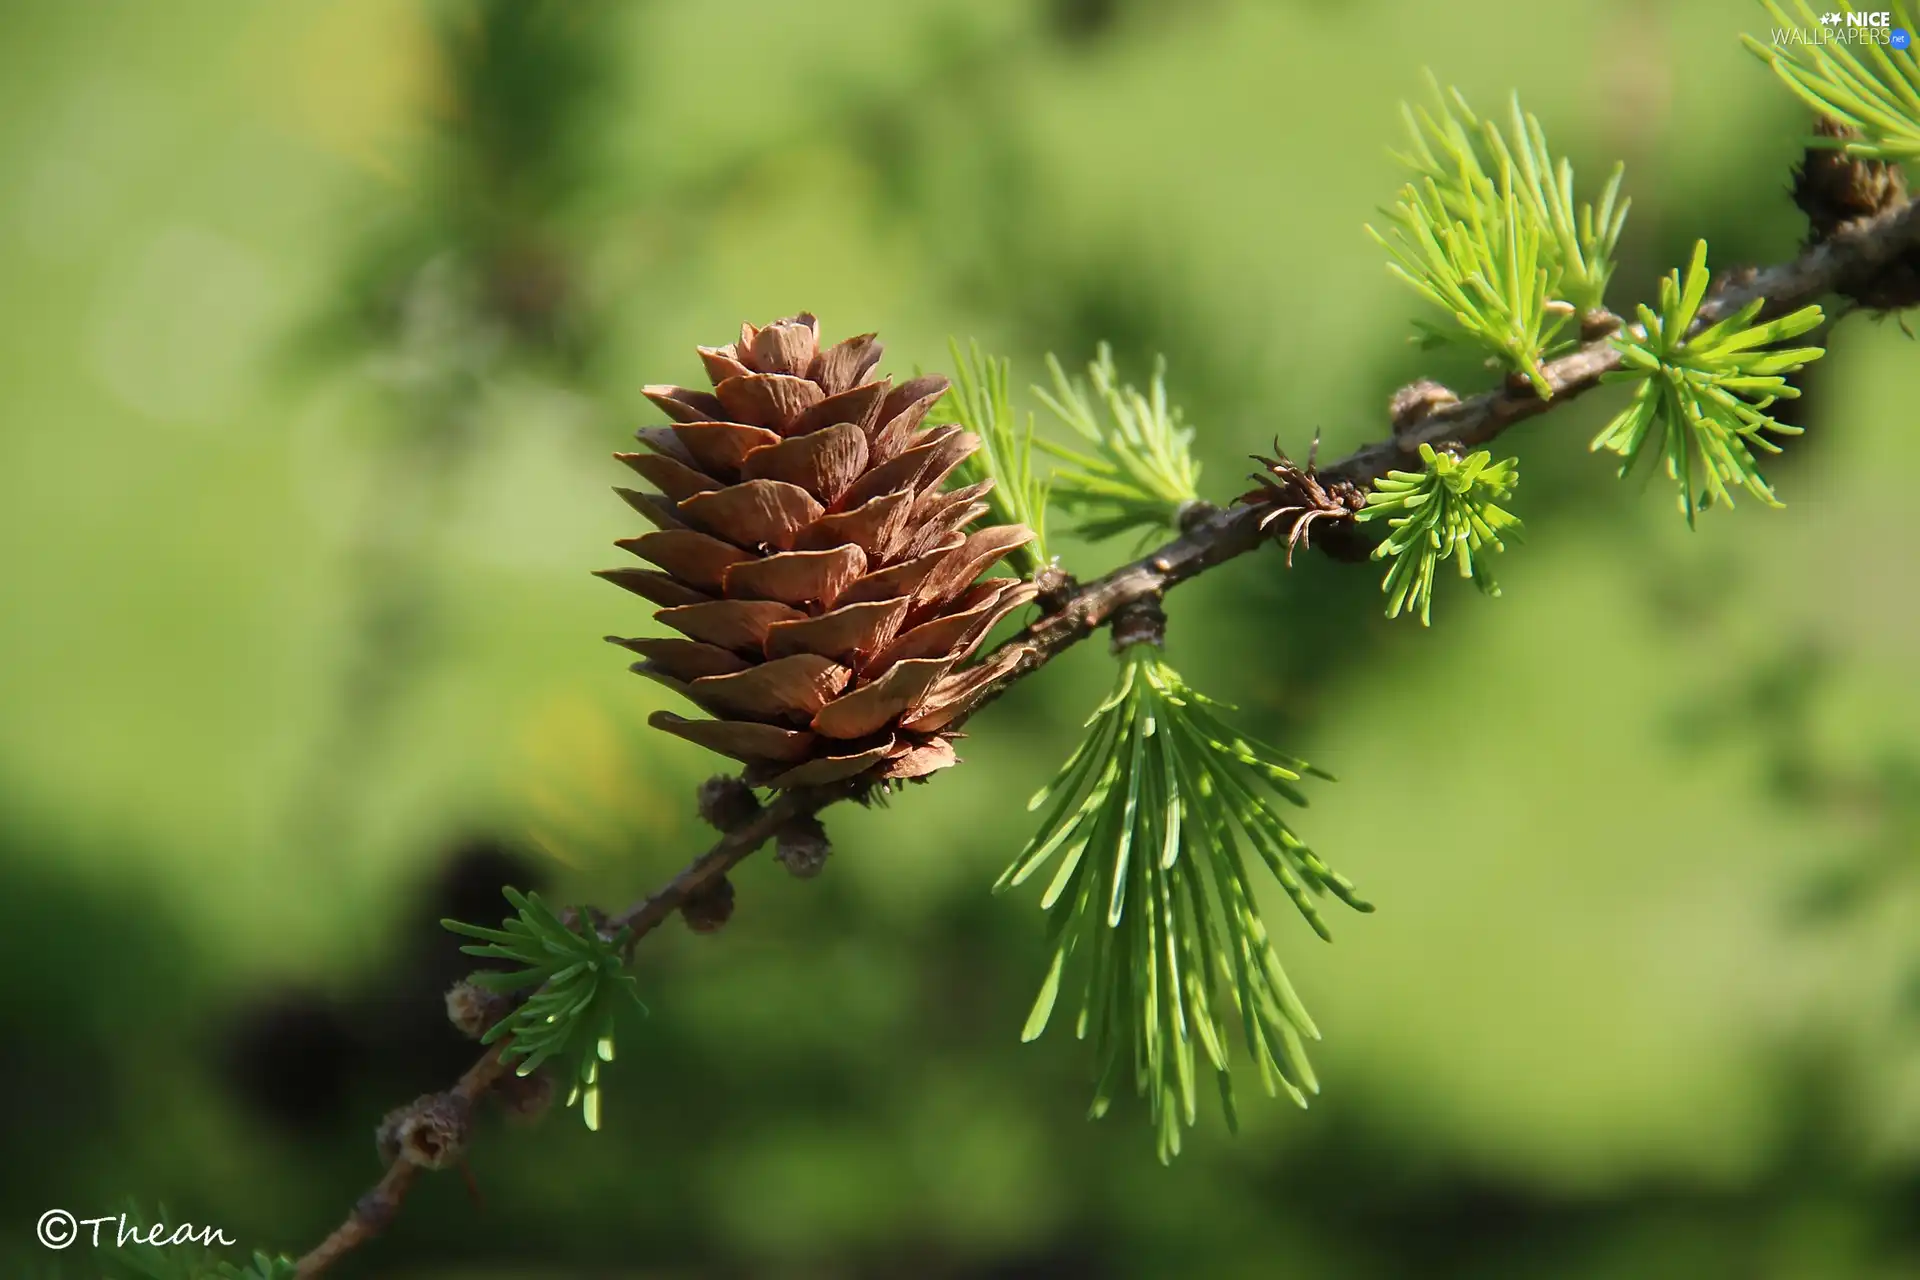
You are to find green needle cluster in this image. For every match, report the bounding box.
[1594,239,1825,526]
[998,642,1370,1162]
[1370,78,1628,395]
[1745,0,1920,161]
[444,888,647,1131]
[1358,443,1525,626]
[1035,345,1204,546]
[944,337,1051,574]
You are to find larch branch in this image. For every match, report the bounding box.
[295,192,1918,1277]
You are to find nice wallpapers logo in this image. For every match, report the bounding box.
[1773,10,1915,47]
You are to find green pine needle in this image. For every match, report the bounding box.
[943,338,1051,574]
[1592,239,1825,527]
[443,888,648,1131]
[1356,443,1524,627]
[1033,344,1203,547]
[997,644,1370,1163]
[1744,2,1920,161]
[1369,75,1629,392]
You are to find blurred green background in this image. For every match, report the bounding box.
[3,0,1917,1276]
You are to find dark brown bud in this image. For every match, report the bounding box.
[1793,117,1908,244]
[774,815,832,879]
[444,978,512,1042]
[376,1093,472,1170]
[1174,499,1218,533]
[1389,378,1459,435]
[1032,559,1076,614]
[491,1067,557,1124]
[1579,309,1623,342]
[696,775,761,833]
[680,874,736,933]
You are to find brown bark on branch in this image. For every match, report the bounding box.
[295,193,1919,1278]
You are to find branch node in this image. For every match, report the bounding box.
[350,1188,398,1238]
[1032,558,1077,613]
[1109,597,1167,652]
[1711,262,1761,300]
[774,814,832,879]
[1795,117,1909,246]
[1237,441,1368,565]
[1174,499,1217,533]
[1389,378,1460,439]
[1579,309,1623,341]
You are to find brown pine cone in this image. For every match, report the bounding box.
[600,315,1037,788]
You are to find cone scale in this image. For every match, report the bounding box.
[601,314,1038,789]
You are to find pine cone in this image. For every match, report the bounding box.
[601,315,1038,789]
